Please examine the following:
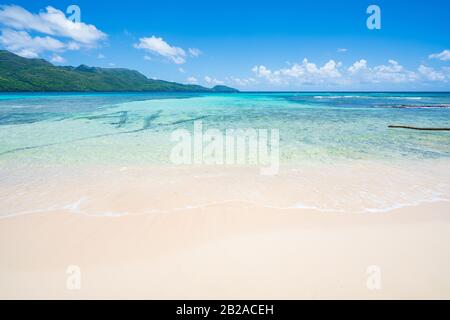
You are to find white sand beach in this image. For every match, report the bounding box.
[1,164,450,299]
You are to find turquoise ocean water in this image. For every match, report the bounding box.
[0,92,449,216]
[0,92,449,165]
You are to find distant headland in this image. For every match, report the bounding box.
[0,50,238,93]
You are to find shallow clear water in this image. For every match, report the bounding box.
[0,92,449,216]
[0,92,449,165]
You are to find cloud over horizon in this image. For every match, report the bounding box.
[247,58,449,89]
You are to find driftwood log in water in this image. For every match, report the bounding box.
[388,125,450,131]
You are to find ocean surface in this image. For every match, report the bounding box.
[0,92,449,216]
[0,92,449,165]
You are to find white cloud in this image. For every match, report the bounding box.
[348,59,367,73]
[97,53,105,59]
[66,41,80,50]
[337,48,348,53]
[418,65,446,81]
[178,67,185,73]
[134,36,186,64]
[0,5,106,45]
[0,5,106,58]
[252,65,280,83]
[186,76,198,84]
[50,53,65,63]
[204,76,224,85]
[252,65,271,77]
[429,49,450,62]
[188,48,202,57]
[349,59,418,83]
[143,55,152,61]
[251,58,449,87]
[253,59,342,85]
[0,29,65,58]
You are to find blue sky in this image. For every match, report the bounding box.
[1,0,450,90]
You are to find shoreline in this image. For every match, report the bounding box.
[1,162,449,217]
[1,161,449,299]
[1,193,450,220]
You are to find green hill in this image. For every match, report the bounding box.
[0,50,238,93]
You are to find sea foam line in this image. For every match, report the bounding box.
[1,195,449,219]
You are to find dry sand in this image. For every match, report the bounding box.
[1,165,450,299]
